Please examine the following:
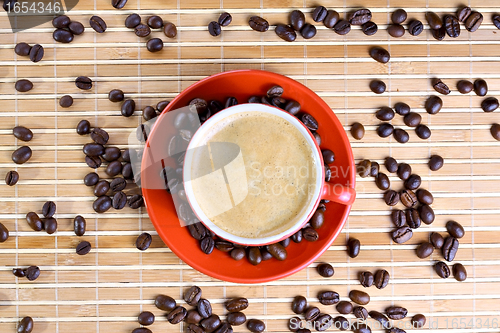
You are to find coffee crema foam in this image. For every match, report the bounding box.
[191,111,318,239]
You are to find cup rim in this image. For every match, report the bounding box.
[183,103,324,246]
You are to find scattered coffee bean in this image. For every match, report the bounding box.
[430,232,444,249]
[75,76,92,90]
[359,271,374,287]
[493,15,500,29]
[108,89,124,102]
[300,23,317,39]
[393,128,409,143]
[215,12,232,27]
[391,210,406,227]
[428,155,444,171]
[292,295,307,314]
[481,97,499,112]
[408,20,423,36]
[89,15,107,33]
[444,15,460,38]
[208,21,221,36]
[384,157,397,173]
[29,44,44,62]
[442,236,459,261]
[369,311,390,329]
[417,189,433,205]
[15,79,33,92]
[267,242,287,260]
[406,208,422,228]
[13,126,33,142]
[370,162,379,177]
[348,8,372,25]
[146,15,163,29]
[333,20,351,35]
[59,95,73,108]
[300,113,318,131]
[472,79,488,97]
[124,13,141,28]
[369,47,390,63]
[446,220,465,239]
[357,159,371,177]
[386,306,407,320]
[128,194,143,209]
[452,263,467,281]
[247,247,262,266]
[69,21,85,35]
[457,6,472,22]
[312,6,327,22]
[86,155,102,168]
[392,9,407,24]
[110,178,126,193]
[41,201,56,218]
[403,112,422,127]
[12,146,32,164]
[347,238,360,258]
[431,26,446,41]
[93,196,111,213]
[135,24,151,37]
[0,222,9,242]
[397,163,411,180]
[416,124,431,139]
[275,24,296,42]
[247,319,265,333]
[112,191,127,209]
[226,297,248,312]
[12,268,25,277]
[197,298,212,318]
[290,10,305,31]
[76,240,91,255]
[425,95,443,114]
[132,328,152,333]
[361,21,378,35]
[435,261,450,278]
[248,16,269,32]
[200,237,214,254]
[324,10,340,29]
[336,301,353,315]
[465,11,483,32]
[15,42,31,56]
[74,215,86,236]
[416,242,434,258]
[351,122,365,140]
[392,226,413,244]
[90,127,109,144]
[83,143,105,157]
[135,232,152,251]
[186,310,203,325]
[370,80,386,94]
[317,263,334,277]
[305,306,320,321]
[50,14,70,28]
[291,230,303,243]
[147,38,164,52]
[388,24,405,38]
[412,314,426,328]
[321,150,335,165]
[404,174,421,190]
[112,0,128,9]
[155,294,176,311]
[333,316,350,331]
[457,80,473,94]
[137,311,155,326]
[400,189,417,208]
[160,21,177,38]
[318,291,339,305]
[5,170,19,186]
[374,269,390,289]
[384,190,400,206]
[77,120,91,135]
[25,265,40,281]
[168,306,187,324]
[375,173,390,190]
[349,290,370,305]
[17,316,34,333]
[376,107,395,121]
[121,99,136,117]
[53,28,74,43]
[426,11,442,29]
[433,79,450,95]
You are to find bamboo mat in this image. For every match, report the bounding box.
[1,0,500,332]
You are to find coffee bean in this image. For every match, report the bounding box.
[41,201,56,218]
[0,221,9,242]
[132,328,152,333]
[53,15,71,28]
[25,265,40,281]
[267,242,287,260]
[416,242,434,259]
[391,210,406,227]
[357,159,371,177]
[112,0,128,9]
[433,79,451,95]
[310,210,325,229]
[400,189,417,208]
[76,240,91,255]
[417,189,433,205]
[384,157,397,173]
[214,322,233,333]
[442,236,459,261]
[428,155,444,171]
[406,208,421,229]
[111,191,127,209]
[146,15,163,29]
[405,174,421,190]
[275,24,296,42]
[452,263,467,281]
[347,238,360,258]
[386,306,407,320]
[13,268,25,277]
[370,161,379,177]
[333,20,351,35]
[324,10,340,28]
[315,314,333,331]
[5,170,19,186]
[444,15,460,38]
[465,11,483,32]
[53,28,74,43]
[291,230,303,243]
[15,79,33,92]
[416,124,431,140]
[86,155,102,168]
[388,24,405,37]
[348,8,372,25]
[429,232,444,249]
[317,290,339,305]
[154,294,176,312]
[89,15,107,33]
[196,298,212,318]
[208,21,221,36]
[75,76,92,90]
[431,26,446,41]
[290,10,305,31]
[320,150,335,166]
[412,314,426,328]
[245,247,261,266]
[373,269,389,289]
[425,95,443,115]
[156,100,170,113]
[391,9,407,24]
[58,94,74,108]
[121,99,136,117]
[17,316,34,333]
[108,89,124,102]
[133,232,152,252]
[135,23,151,37]
[369,47,390,63]
[110,178,126,193]
[333,316,350,331]
[435,261,450,278]
[357,271,373,287]
[26,212,42,231]
[418,204,434,225]
[446,220,465,239]
[474,78,488,96]
[300,23,317,39]
[83,143,104,157]
[83,173,98,187]
[367,311,390,329]
[403,112,422,127]
[168,306,187,324]
[361,21,378,35]
[69,21,85,35]
[375,173,390,190]
[291,295,308,314]
[76,120,91,135]
[376,107,395,121]
[224,297,248,313]
[304,306,320,321]
[370,80,386,94]
[397,163,411,180]
[136,311,155,326]
[249,16,269,32]
[457,7,472,22]
[493,15,500,29]
[247,319,265,333]
[93,196,111,213]
[482,97,499,112]
[392,226,413,244]
[128,194,143,209]
[351,122,365,140]
[124,13,141,28]
[15,42,31,56]
[393,128,409,143]
[301,113,318,131]
[147,38,164,52]
[349,290,370,305]
[426,11,442,29]
[12,126,33,142]
[186,309,203,325]
[90,127,109,145]
[312,6,327,22]
[384,190,400,206]
[408,20,423,36]
[73,215,86,236]
[336,301,353,315]
[200,237,214,254]
[29,44,44,62]
[317,263,334,277]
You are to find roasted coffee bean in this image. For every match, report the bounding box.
[457,6,472,22]
[29,44,44,62]
[131,328,152,333]
[208,21,221,36]
[53,28,74,43]
[324,10,340,28]
[13,268,25,277]
[137,311,155,326]
[247,247,262,266]
[426,11,442,29]
[310,210,325,229]
[408,20,423,36]
[147,38,164,52]
[200,314,221,332]
[0,222,9,242]
[225,96,238,108]
[367,312,389,331]
[431,26,446,41]
[474,78,488,96]
[373,270,390,289]
[416,242,434,259]
[86,155,102,168]
[125,13,141,28]
[452,263,467,281]
[214,322,232,333]
[102,147,121,162]
[226,297,248,312]
[275,24,296,42]
[334,316,350,331]
[392,226,413,244]
[444,15,460,38]
[376,107,395,121]
[156,100,170,112]
[391,9,407,24]
[303,227,318,242]
[142,106,157,121]
[361,21,378,35]
[370,80,386,94]
[465,11,483,32]
[369,47,390,63]
[375,173,390,190]
[121,99,136,117]
[89,15,107,33]
[189,97,208,114]
[315,314,333,331]
[388,24,405,37]
[75,76,92,90]
[397,163,411,180]
[248,16,269,32]
[15,42,31,56]
[417,189,433,205]
[187,223,207,240]
[349,290,370,305]
[291,229,303,243]
[416,124,431,139]
[377,123,394,137]
[304,306,320,321]
[186,324,204,333]
[168,306,187,324]
[405,174,421,190]
[13,126,33,142]
[160,21,177,38]
[442,236,459,261]
[400,190,417,208]
[430,232,444,249]
[457,80,473,94]
[393,128,409,143]
[391,210,406,227]
[267,242,287,260]
[83,143,105,157]
[200,237,214,254]
[76,240,91,255]
[90,128,109,145]
[69,21,85,35]
[186,309,203,325]
[73,215,86,236]
[17,316,34,333]
[419,205,435,224]
[318,290,339,305]
[336,301,353,315]
[333,20,351,35]
[41,201,56,218]
[386,306,407,320]
[25,265,40,281]
[292,295,307,314]
[288,317,302,332]
[384,157,398,173]
[214,240,233,252]
[425,95,443,114]
[357,159,371,177]
[446,220,465,239]
[493,14,500,29]
[359,271,374,287]
[481,97,499,112]
[370,161,379,177]
[84,172,99,187]
[5,170,19,186]
[108,89,124,102]
[321,149,335,165]
[59,95,73,108]
[155,294,176,312]
[215,12,233,27]
[317,263,334,277]
[15,79,33,92]
[312,6,327,22]
[76,120,91,136]
[112,191,127,209]
[247,319,265,333]
[351,122,365,140]
[433,79,451,95]
[300,23,317,39]
[406,208,421,229]
[290,10,305,31]
[434,261,450,278]
[412,314,426,328]
[384,190,400,206]
[197,298,212,318]
[135,23,151,37]
[301,113,318,131]
[428,155,444,171]
[146,15,163,29]
[110,178,126,192]
[93,196,111,213]
[348,8,372,25]
[26,212,43,231]
[347,238,361,258]
[135,232,152,251]
[112,0,128,9]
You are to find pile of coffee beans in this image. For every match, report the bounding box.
[208,12,232,37]
[430,221,467,281]
[25,201,58,234]
[124,13,177,52]
[14,42,44,62]
[12,265,40,281]
[52,15,85,43]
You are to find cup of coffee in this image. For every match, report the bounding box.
[183,103,355,246]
